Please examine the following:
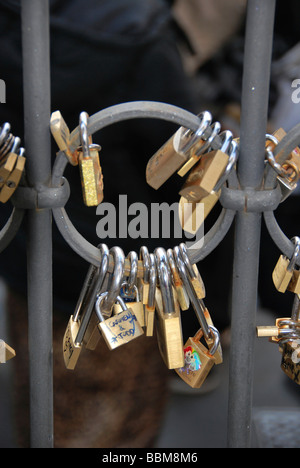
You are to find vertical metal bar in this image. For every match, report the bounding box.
[21,0,53,448]
[227,0,276,448]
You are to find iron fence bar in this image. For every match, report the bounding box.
[227,0,276,448]
[21,0,53,448]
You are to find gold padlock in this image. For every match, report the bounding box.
[154,247,184,369]
[179,131,233,203]
[167,248,189,311]
[174,326,220,388]
[280,339,300,385]
[0,152,26,203]
[144,253,156,337]
[96,292,144,350]
[62,316,81,370]
[272,237,300,293]
[0,339,16,363]
[146,111,212,189]
[114,283,145,328]
[78,111,103,206]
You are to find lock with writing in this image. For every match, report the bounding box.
[96,292,144,350]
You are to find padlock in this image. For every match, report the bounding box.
[50,110,79,165]
[179,243,205,299]
[174,326,220,388]
[287,268,300,294]
[0,339,16,363]
[62,244,110,368]
[154,247,184,369]
[179,131,233,203]
[0,152,26,203]
[167,248,189,311]
[114,283,145,327]
[272,237,300,293]
[139,246,150,304]
[177,121,222,177]
[146,111,212,190]
[178,140,238,235]
[95,292,144,350]
[280,339,300,385]
[78,111,103,206]
[144,253,156,337]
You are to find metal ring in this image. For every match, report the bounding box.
[101,246,125,316]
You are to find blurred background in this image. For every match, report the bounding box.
[0,0,299,448]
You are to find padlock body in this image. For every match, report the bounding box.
[272,255,293,292]
[280,340,300,385]
[155,288,184,369]
[79,148,103,206]
[145,304,155,337]
[98,307,143,350]
[175,336,216,388]
[179,149,229,202]
[63,316,82,369]
[83,311,101,350]
[114,301,145,327]
[287,269,300,294]
[146,127,189,189]
[0,340,16,363]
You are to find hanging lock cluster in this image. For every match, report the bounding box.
[0,122,26,203]
[50,110,103,206]
[146,111,239,235]
[62,242,222,389]
[257,237,300,386]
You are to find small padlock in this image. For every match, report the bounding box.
[174,326,220,388]
[167,248,189,311]
[96,292,144,350]
[62,244,110,368]
[144,253,156,337]
[0,339,16,363]
[146,111,212,189]
[272,237,300,293]
[179,131,233,203]
[280,339,300,385]
[114,283,145,327]
[154,247,184,369]
[178,140,238,235]
[78,111,103,206]
[139,246,150,305]
[179,243,205,299]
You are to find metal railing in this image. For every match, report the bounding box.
[1,0,299,448]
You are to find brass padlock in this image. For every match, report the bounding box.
[96,292,144,350]
[144,253,156,337]
[114,283,145,328]
[178,140,238,235]
[63,244,110,368]
[78,111,103,206]
[154,247,184,369]
[179,131,233,203]
[146,111,212,189]
[0,152,26,203]
[167,248,189,311]
[174,326,220,388]
[280,339,300,385]
[139,246,150,304]
[0,339,16,363]
[272,237,300,293]
[179,243,205,299]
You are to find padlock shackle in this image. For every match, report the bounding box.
[147,253,156,309]
[101,246,125,315]
[179,111,212,155]
[154,247,175,314]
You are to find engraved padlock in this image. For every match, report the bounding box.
[78,111,103,206]
[96,292,144,350]
[175,326,220,388]
[272,237,300,293]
